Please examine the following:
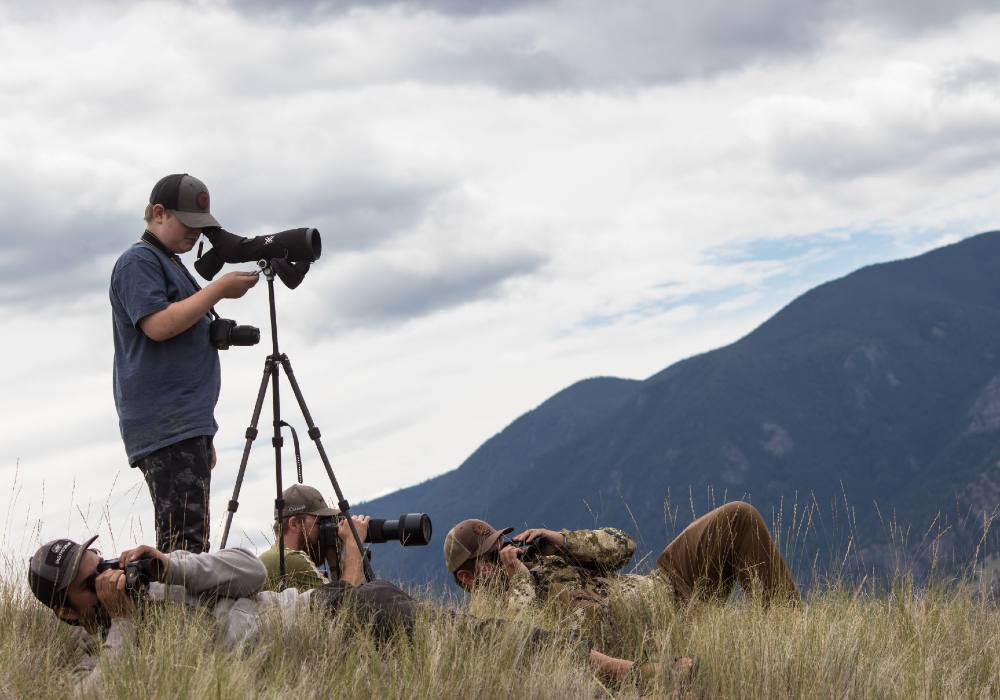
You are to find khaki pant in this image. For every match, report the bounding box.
[655,501,799,606]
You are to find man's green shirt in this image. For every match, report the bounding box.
[259,542,328,591]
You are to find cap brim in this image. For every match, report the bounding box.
[64,534,99,591]
[173,210,220,229]
[472,526,514,559]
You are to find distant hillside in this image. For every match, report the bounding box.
[361,376,640,581]
[364,232,1000,591]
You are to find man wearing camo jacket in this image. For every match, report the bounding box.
[444,501,800,628]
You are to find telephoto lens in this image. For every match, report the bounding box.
[366,513,433,546]
[316,513,434,549]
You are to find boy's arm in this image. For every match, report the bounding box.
[111,251,257,342]
[139,272,257,341]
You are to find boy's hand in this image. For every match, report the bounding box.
[213,271,259,299]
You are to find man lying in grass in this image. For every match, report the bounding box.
[258,484,341,591]
[446,501,800,630]
[27,515,657,691]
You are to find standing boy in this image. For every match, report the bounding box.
[110,173,258,552]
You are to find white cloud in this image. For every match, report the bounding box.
[2,1,1000,560]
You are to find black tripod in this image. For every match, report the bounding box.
[218,258,373,582]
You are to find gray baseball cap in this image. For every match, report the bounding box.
[27,535,99,609]
[276,484,338,519]
[149,173,221,229]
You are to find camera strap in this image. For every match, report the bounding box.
[278,420,304,484]
[140,231,220,320]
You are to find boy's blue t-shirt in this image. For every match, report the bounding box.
[110,241,221,464]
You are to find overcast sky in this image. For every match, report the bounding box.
[2,0,999,561]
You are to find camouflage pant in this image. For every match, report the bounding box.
[134,435,212,553]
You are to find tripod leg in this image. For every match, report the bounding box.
[279,354,375,582]
[271,355,287,579]
[219,358,275,548]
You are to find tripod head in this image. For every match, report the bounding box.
[258,257,310,289]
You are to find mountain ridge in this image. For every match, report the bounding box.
[363,231,1000,590]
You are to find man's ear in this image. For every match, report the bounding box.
[455,569,474,590]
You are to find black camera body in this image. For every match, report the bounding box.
[209,318,260,350]
[504,536,555,563]
[95,557,165,598]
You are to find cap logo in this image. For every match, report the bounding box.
[196,191,210,210]
[473,523,492,538]
[46,540,72,567]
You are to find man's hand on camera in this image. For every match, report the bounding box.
[117,544,170,581]
[212,271,259,299]
[337,515,370,587]
[338,514,370,549]
[499,544,530,577]
[512,528,566,553]
[96,570,136,620]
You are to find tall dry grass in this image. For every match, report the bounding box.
[4,472,999,698]
[0,567,998,699]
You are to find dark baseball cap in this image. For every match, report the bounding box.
[443,519,513,572]
[276,484,338,520]
[27,535,99,609]
[149,173,220,229]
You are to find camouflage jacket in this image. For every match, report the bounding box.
[505,527,658,624]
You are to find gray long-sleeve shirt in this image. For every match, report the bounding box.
[72,547,318,688]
